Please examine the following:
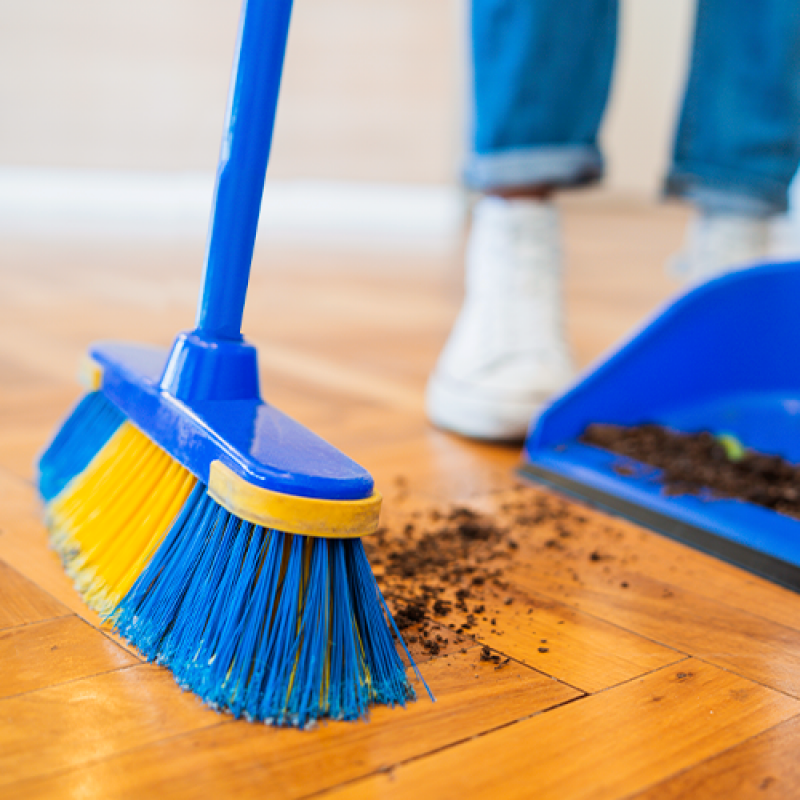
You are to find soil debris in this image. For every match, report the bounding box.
[582,422,800,519]
[366,483,619,663]
[479,645,506,666]
[367,496,541,659]
[393,601,426,630]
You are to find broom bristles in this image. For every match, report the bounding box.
[38,392,424,727]
[115,486,414,724]
[45,421,197,615]
[37,391,125,502]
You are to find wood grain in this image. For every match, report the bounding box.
[631,714,800,799]
[324,660,800,800]
[0,471,113,624]
[0,665,221,788]
[0,559,70,630]
[422,583,684,694]
[488,495,800,697]
[3,200,800,799]
[3,651,579,800]
[0,614,139,699]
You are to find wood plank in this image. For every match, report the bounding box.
[565,500,800,637]
[0,471,109,622]
[0,471,144,656]
[321,659,800,800]
[371,491,684,693]
[0,323,89,385]
[0,615,140,699]
[423,584,685,694]
[0,664,222,789]
[360,431,522,503]
[551,568,800,699]
[0,556,70,630]
[0,559,70,630]
[2,650,580,800]
[631,714,800,798]
[486,487,800,697]
[508,482,800,633]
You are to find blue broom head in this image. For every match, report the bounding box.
[112,482,420,726]
[39,336,431,726]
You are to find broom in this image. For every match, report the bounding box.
[36,0,429,727]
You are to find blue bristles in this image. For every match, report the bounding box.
[37,391,126,501]
[111,483,427,727]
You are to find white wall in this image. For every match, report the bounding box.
[0,0,462,183]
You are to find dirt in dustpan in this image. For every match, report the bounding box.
[581,423,800,520]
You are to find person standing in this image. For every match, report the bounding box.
[426,0,800,441]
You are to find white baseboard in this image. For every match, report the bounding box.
[6,167,798,259]
[0,168,467,250]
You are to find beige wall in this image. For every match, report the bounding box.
[0,1,238,171]
[603,0,695,196]
[0,0,694,195]
[0,0,462,183]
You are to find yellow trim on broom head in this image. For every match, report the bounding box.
[208,460,382,538]
[79,356,103,391]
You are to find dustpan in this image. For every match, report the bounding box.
[520,260,800,591]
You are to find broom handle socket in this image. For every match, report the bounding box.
[195,0,294,341]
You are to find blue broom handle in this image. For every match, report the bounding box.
[194,0,294,341]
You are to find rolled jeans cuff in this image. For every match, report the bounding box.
[665,165,789,217]
[463,144,604,192]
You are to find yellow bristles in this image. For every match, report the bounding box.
[46,422,197,616]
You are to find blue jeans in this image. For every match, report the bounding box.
[465,0,800,216]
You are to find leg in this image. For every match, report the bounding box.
[427,0,618,441]
[667,0,800,278]
[668,0,800,215]
[466,0,618,193]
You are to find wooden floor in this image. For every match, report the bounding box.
[3,197,800,799]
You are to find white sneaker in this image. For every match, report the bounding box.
[670,213,772,282]
[426,197,575,441]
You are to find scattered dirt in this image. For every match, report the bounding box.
[479,645,510,669]
[582,423,800,519]
[365,484,607,665]
[366,504,517,658]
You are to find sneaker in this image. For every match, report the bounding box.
[670,213,772,282]
[425,197,575,441]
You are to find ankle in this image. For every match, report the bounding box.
[484,185,556,202]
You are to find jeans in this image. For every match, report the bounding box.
[465,0,800,216]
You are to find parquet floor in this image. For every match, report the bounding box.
[3,197,800,799]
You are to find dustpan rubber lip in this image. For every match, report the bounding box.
[518,461,800,594]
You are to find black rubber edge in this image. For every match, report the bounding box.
[518,462,800,594]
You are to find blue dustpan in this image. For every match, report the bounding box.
[521,261,800,590]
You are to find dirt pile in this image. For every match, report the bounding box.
[364,490,586,659]
[582,423,800,518]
